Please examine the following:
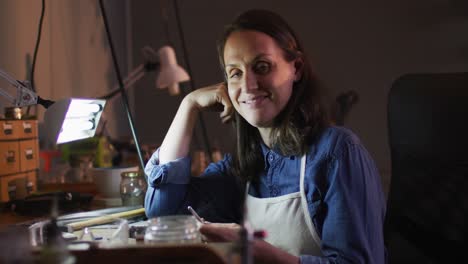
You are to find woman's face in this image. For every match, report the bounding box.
[224,30,300,129]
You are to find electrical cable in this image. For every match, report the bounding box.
[26,0,46,116]
[30,0,45,92]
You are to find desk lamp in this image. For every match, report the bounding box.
[0,67,106,144]
[99,45,189,103]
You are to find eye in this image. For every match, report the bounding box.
[254,61,271,75]
[228,69,242,79]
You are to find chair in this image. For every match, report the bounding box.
[386,72,468,263]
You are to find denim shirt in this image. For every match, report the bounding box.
[144,126,387,264]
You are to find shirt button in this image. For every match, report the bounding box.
[270,187,279,197]
[268,154,274,162]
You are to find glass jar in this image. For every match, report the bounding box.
[120,171,147,206]
[8,185,17,200]
[144,215,202,244]
[4,107,22,119]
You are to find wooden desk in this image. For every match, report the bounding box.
[0,210,43,231]
[70,243,236,264]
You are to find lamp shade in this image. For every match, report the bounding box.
[156,46,190,95]
[44,98,106,144]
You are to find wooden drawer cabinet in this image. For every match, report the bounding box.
[19,139,39,172]
[0,119,39,202]
[0,171,37,201]
[0,141,20,175]
[18,120,38,138]
[0,120,37,140]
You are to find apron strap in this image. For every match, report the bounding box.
[300,155,322,249]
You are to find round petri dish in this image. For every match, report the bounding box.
[144,215,201,244]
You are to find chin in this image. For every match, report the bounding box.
[244,116,273,128]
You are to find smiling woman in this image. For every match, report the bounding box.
[223,30,297,132]
[144,9,387,264]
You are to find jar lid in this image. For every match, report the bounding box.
[121,171,140,178]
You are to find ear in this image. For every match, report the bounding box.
[293,56,304,82]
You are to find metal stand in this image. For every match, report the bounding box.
[98,0,146,173]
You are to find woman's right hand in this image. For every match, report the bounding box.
[159,83,233,163]
[200,223,300,264]
[185,82,234,123]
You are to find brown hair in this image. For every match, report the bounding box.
[217,9,329,182]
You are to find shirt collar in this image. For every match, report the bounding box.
[260,142,270,156]
[260,142,296,169]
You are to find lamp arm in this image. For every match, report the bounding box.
[0,68,39,107]
[0,85,15,103]
[98,61,159,101]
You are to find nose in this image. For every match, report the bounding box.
[242,70,258,91]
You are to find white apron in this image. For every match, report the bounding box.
[245,155,322,256]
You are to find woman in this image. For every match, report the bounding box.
[144,9,386,263]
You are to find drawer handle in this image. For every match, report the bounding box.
[25,149,34,160]
[3,123,13,135]
[6,150,15,163]
[23,122,32,133]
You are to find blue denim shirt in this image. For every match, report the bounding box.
[144,126,386,264]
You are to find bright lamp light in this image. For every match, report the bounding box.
[44,98,106,144]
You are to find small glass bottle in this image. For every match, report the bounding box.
[120,171,147,206]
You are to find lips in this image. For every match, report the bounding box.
[240,95,269,108]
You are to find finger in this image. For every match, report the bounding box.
[220,113,233,123]
[220,101,233,115]
[199,225,228,242]
[199,82,225,91]
[203,222,241,229]
[222,116,231,123]
[199,224,239,242]
[219,106,233,119]
[218,94,233,119]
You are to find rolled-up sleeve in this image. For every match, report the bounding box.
[144,148,192,217]
[145,148,192,187]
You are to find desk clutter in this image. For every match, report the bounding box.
[0,206,235,263]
